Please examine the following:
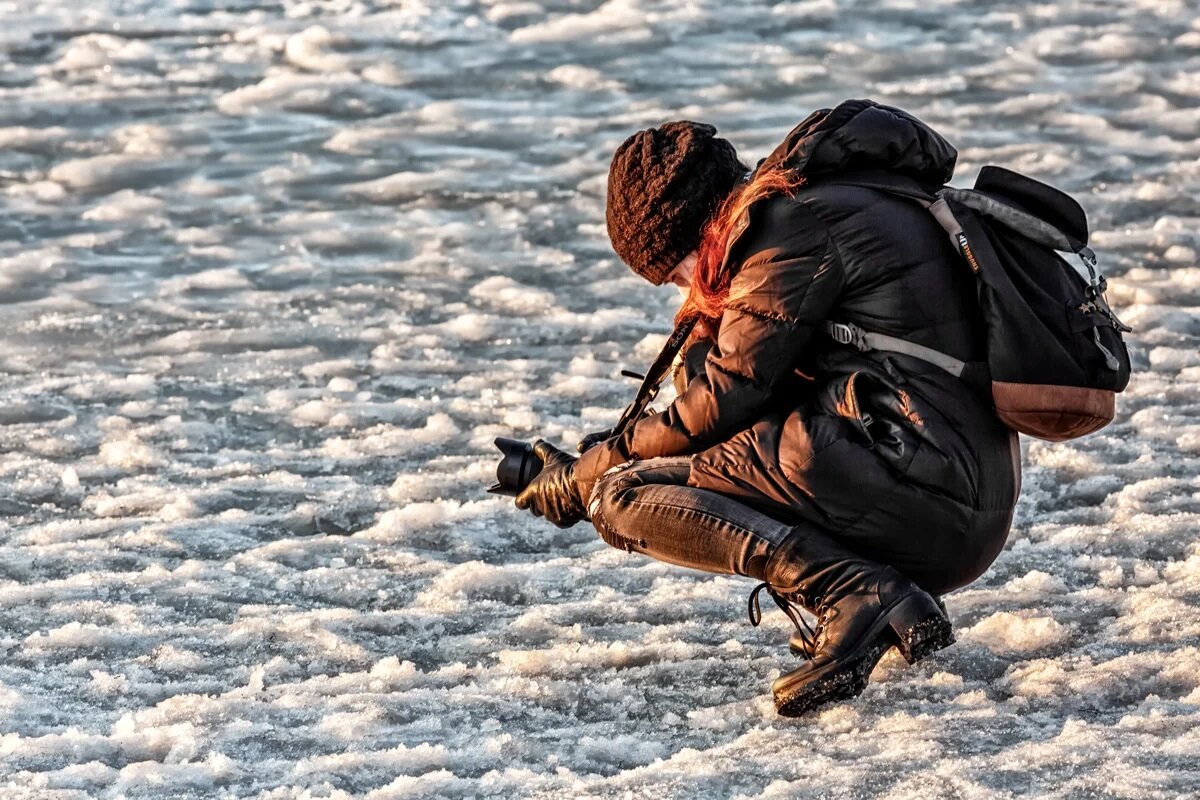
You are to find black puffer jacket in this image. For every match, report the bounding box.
[578,100,1021,593]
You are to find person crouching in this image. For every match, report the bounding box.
[515,99,1021,717]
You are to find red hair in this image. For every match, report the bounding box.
[675,167,806,339]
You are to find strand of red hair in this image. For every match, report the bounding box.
[675,166,806,339]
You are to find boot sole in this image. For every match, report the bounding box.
[774,639,892,717]
[774,592,955,717]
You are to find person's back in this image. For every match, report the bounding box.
[808,178,1022,526]
[690,179,1021,592]
[793,183,986,362]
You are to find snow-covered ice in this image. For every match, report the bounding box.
[1,1,1198,798]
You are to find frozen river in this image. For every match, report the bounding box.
[1,0,1198,797]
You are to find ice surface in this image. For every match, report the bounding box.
[1,0,1198,798]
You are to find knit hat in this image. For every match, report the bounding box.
[606,121,747,285]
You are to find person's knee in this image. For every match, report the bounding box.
[588,464,644,552]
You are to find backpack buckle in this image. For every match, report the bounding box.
[1077,247,1100,285]
[827,321,868,351]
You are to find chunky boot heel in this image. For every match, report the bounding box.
[888,592,955,665]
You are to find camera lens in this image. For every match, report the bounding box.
[488,437,545,495]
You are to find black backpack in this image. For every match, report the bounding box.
[832,166,1133,441]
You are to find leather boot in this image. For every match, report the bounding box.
[747,528,954,717]
[787,595,949,656]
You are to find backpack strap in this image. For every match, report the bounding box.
[819,174,970,261]
[825,321,966,378]
[814,175,972,379]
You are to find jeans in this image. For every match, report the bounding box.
[586,456,795,580]
[586,455,1014,596]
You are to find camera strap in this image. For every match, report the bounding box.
[611,317,697,438]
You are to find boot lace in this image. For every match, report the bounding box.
[747,582,821,659]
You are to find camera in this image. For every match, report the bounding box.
[486,437,544,496]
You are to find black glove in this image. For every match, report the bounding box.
[576,407,657,454]
[514,440,586,528]
[576,428,612,454]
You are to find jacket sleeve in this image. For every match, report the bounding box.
[576,200,845,499]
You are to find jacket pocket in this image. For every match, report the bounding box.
[902,435,975,505]
[818,371,922,467]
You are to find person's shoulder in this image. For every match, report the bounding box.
[756,182,880,224]
[791,179,892,212]
[731,192,836,269]
[744,191,832,247]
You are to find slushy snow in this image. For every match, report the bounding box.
[0,0,1198,798]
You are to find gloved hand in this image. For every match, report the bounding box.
[576,407,657,454]
[514,440,586,528]
[576,428,612,454]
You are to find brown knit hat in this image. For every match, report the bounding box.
[606,121,747,285]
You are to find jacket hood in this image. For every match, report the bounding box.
[758,99,957,185]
